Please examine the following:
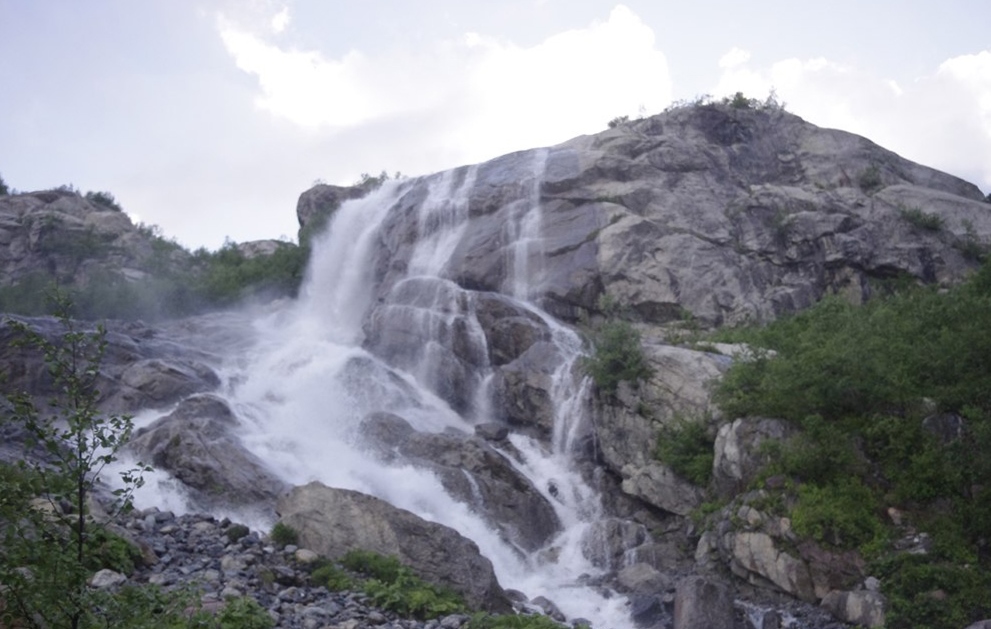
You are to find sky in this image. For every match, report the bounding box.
[0,0,989,251]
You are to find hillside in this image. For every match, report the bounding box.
[2,99,991,629]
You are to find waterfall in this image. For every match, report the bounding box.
[128,156,637,628]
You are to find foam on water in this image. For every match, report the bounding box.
[119,164,636,628]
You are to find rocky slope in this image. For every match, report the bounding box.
[4,101,991,628]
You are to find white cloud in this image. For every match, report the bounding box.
[270,6,290,34]
[712,50,991,193]
[217,4,671,166]
[718,47,750,69]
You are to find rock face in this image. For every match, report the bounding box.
[820,589,886,628]
[359,412,561,552]
[334,103,990,333]
[673,576,734,629]
[276,482,512,613]
[129,395,289,509]
[712,417,795,498]
[0,188,189,287]
[0,315,221,416]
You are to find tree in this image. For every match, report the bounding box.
[0,289,149,628]
[0,172,9,195]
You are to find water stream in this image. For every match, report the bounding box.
[129,159,637,627]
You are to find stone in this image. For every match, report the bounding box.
[723,531,816,602]
[129,394,289,509]
[713,417,794,498]
[820,589,886,628]
[276,481,512,613]
[620,462,704,516]
[359,413,561,552]
[673,576,734,629]
[89,569,127,589]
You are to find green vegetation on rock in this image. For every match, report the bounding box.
[583,319,652,396]
[654,417,714,486]
[712,260,991,628]
[308,550,466,620]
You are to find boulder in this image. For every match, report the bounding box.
[712,417,795,498]
[673,576,734,629]
[620,462,704,516]
[276,482,512,612]
[820,589,886,628]
[129,394,288,508]
[363,277,489,416]
[296,183,371,231]
[723,531,816,602]
[359,413,561,552]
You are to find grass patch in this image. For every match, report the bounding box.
[899,206,945,232]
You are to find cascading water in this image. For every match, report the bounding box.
[127,155,637,628]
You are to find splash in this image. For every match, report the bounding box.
[128,161,636,627]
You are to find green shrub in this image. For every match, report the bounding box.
[607,115,629,128]
[467,612,566,629]
[310,561,354,591]
[655,417,714,486]
[84,190,123,212]
[790,479,885,550]
[269,522,299,547]
[858,164,883,193]
[339,550,465,619]
[873,554,991,629]
[727,91,755,109]
[899,206,945,231]
[583,320,653,396]
[214,596,274,629]
[0,172,9,195]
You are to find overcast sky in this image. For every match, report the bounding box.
[1,1,989,250]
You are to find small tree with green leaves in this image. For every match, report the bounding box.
[0,172,9,195]
[0,289,149,629]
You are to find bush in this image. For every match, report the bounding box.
[269,522,299,547]
[873,554,991,629]
[339,550,466,619]
[0,172,9,195]
[899,206,945,231]
[790,479,885,550]
[711,262,991,623]
[214,596,274,629]
[607,115,629,128]
[84,190,123,212]
[655,417,714,486]
[467,612,567,629]
[0,290,150,628]
[583,320,653,396]
[858,164,883,193]
[310,561,354,591]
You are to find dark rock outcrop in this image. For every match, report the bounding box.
[129,394,288,509]
[359,412,561,553]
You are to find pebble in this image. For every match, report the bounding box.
[104,511,480,629]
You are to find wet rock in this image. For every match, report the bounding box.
[359,413,561,553]
[129,394,288,509]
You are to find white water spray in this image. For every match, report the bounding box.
[126,162,636,628]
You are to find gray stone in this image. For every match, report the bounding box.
[276,481,511,613]
[129,394,289,509]
[712,417,795,498]
[820,589,886,628]
[674,576,734,629]
[89,569,127,589]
